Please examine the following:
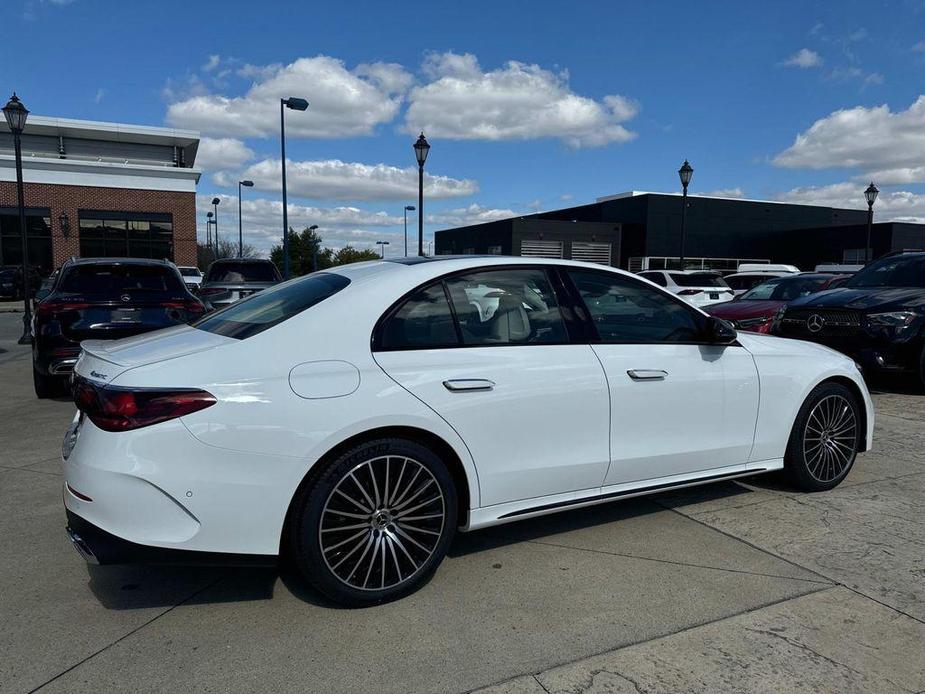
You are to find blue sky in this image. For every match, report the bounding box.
[5,0,925,255]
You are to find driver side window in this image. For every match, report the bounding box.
[569,270,704,343]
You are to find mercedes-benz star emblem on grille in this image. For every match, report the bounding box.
[806,314,825,332]
[120,294,131,303]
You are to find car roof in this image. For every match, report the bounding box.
[65,257,173,267]
[210,258,275,264]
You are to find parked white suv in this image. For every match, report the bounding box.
[638,270,734,306]
[724,264,800,297]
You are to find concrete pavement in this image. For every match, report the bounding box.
[0,312,922,693]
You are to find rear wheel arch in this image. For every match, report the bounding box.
[279,425,474,555]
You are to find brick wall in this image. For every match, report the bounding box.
[0,181,197,268]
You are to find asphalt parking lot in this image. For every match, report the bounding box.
[1,311,923,694]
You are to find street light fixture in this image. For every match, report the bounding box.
[413,133,430,257]
[376,240,390,258]
[237,180,254,258]
[403,205,415,257]
[677,159,694,270]
[211,197,220,255]
[3,93,32,344]
[864,182,879,263]
[280,96,309,280]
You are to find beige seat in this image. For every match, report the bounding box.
[489,295,530,342]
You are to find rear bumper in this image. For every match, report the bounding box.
[65,508,275,567]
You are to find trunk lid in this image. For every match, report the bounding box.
[75,324,235,385]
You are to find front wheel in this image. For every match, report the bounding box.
[785,382,861,492]
[289,438,457,606]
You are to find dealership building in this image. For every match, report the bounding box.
[0,115,201,273]
[435,191,925,271]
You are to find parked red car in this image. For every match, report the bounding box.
[706,273,848,333]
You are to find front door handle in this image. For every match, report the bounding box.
[443,379,495,392]
[627,369,668,381]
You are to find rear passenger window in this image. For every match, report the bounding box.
[378,283,458,350]
[444,268,568,345]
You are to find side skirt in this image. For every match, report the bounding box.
[464,459,783,531]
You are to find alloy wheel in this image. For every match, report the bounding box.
[318,456,446,592]
[802,394,858,482]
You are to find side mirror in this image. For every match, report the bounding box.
[706,316,738,344]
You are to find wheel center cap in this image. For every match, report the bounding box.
[372,510,393,530]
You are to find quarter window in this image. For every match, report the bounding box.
[569,270,704,343]
[378,283,458,350]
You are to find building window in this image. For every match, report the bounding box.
[78,211,173,261]
[0,207,53,273]
[462,248,476,255]
[843,248,866,264]
[487,245,503,255]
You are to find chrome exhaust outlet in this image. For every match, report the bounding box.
[50,358,78,375]
[66,527,99,565]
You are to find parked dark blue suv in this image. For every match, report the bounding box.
[773,251,925,387]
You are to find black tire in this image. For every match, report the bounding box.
[785,382,861,492]
[33,365,65,399]
[918,343,925,391]
[289,437,457,606]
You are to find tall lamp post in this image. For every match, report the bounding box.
[376,240,390,258]
[3,93,32,344]
[211,197,220,255]
[206,212,214,255]
[237,180,254,257]
[280,96,309,279]
[677,159,694,270]
[403,205,415,257]
[864,182,879,263]
[413,133,430,257]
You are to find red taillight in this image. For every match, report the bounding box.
[678,289,703,296]
[73,379,216,432]
[36,300,92,316]
[162,300,206,314]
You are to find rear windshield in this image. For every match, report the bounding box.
[206,261,280,283]
[847,255,925,288]
[740,275,830,301]
[725,274,771,291]
[178,267,201,277]
[669,272,728,288]
[192,272,350,339]
[58,264,184,294]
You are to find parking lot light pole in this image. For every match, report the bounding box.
[308,224,319,272]
[413,133,430,257]
[3,93,33,344]
[864,182,879,263]
[403,205,415,257]
[376,240,390,258]
[677,159,693,271]
[211,197,220,255]
[280,97,309,280]
[206,212,213,254]
[237,181,253,258]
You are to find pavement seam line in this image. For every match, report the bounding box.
[484,584,833,694]
[28,576,224,693]
[524,538,833,585]
[660,504,833,583]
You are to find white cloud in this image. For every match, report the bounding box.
[195,137,254,171]
[203,54,221,72]
[777,182,925,223]
[913,41,925,53]
[219,158,478,201]
[427,204,520,227]
[94,88,105,104]
[773,96,925,182]
[405,52,639,148]
[167,56,410,138]
[196,195,405,255]
[783,48,823,68]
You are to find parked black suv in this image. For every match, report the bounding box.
[772,251,925,386]
[32,258,206,398]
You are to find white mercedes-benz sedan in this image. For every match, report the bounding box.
[62,256,874,605]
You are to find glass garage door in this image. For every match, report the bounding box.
[571,242,612,265]
[520,240,563,259]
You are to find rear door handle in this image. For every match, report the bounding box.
[443,379,495,392]
[627,369,668,381]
